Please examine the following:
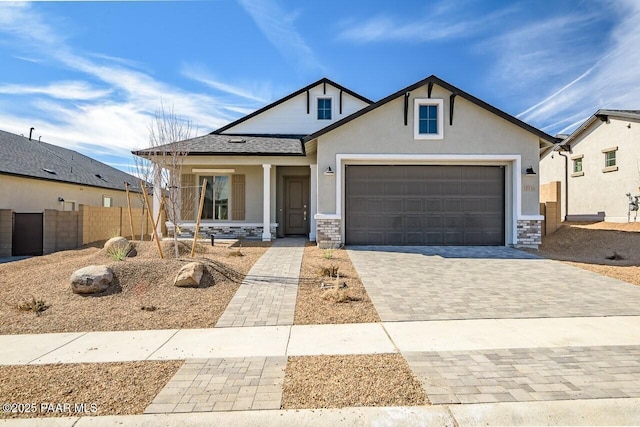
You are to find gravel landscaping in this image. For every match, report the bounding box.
[0,360,182,418]
[281,354,428,409]
[536,222,640,286]
[0,239,269,334]
[295,245,380,325]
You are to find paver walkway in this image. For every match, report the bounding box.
[146,356,286,413]
[405,345,640,405]
[348,246,640,321]
[215,238,305,327]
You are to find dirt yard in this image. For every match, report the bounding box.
[0,360,182,418]
[282,354,427,409]
[537,222,640,286]
[295,245,380,325]
[0,239,270,334]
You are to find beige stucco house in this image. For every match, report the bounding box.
[136,76,557,248]
[540,110,640,222]
[0,129,145,212]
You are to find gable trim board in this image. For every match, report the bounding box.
[213,78,373,135]
[303,75,558,146]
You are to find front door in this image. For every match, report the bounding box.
[284,176,309,235]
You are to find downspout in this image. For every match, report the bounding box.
[557,145,571,221]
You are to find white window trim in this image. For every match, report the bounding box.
[63,200,77,211]
[197,174,232,221]
[414,98,444,140]
[102,195,114,208]
[315,95,334,121]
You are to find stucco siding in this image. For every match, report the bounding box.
[0,174,143,212]
[555,118,639,221]
[315,84,541,217]
[221,85,369,135]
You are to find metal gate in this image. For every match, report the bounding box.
[12,213,43,256]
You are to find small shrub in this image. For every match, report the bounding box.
[323,249,334,259]
[106,245,130,261]
[320,265,339,277]
[17,297,50,316]
[321,287,358,303]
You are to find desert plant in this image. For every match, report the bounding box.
[320,265,339,277]
[17,297,50,316]
[321,287,356,303]
[106,245,130,261]
[228,249,244,257]
[323,249,334,259]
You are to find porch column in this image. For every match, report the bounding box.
[153,165,163,238]
[262,164,272,241]
[309,164,317,241]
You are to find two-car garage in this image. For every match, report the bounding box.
[345,165,506,246]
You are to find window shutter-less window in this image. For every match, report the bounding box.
[232,174,245,220]
[181,174,195,221]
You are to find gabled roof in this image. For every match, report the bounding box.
[302,75,559,144]
[133,134,305,156]
[560,109,640,147]
[0,129,145,192]
[212,77,373,135]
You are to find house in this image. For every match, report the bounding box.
[135,76,557,248]
[0,129,145,212]
[0,129,147,256]
[540,110,640,222]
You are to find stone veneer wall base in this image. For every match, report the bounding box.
[516,219,542,248]
[316,218,342,249]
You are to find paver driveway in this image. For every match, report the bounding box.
[347,246,640,322]
[348,246,640,405]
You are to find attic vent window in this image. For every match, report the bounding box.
[95,174,107,182]
[228,138,246,144]
[42,168,57,175]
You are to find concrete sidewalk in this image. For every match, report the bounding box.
[2,399,640,426]
[2,316,640,365]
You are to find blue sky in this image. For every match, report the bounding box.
[0,0,637,174]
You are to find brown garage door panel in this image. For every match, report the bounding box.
[345,165,505,246]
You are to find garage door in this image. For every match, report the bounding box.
[345,165,505,245]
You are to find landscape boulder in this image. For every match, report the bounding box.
[174,262,204,287]
[104,237,134,256]
[71,265,114,294]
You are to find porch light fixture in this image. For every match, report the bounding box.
[324,166,335,176]
[58,197,65,202]
[525,166,536,175]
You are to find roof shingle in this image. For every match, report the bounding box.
[0,129,145,192]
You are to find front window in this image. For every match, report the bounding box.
[419,105,438,134]
[573,158,582,173]
[200,176,229,220]
[317,98,332,120]
[605,151,616,167]
[414,98,444,139]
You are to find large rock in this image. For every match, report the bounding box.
[104,237,136,258]
[174,262,204,287]
[71,265,113,294]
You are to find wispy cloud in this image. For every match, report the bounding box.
[0,2,265,169]
[512,0,640,134]
[337,2,511,43]
[237,0,324,73]
[0,81,111,100]
[181,64,270,104]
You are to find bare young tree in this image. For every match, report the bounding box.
[147,104,193,257]
[130,153,153,240]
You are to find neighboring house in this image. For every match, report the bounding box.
[135,76,557,248]
[0,129,144,212]
[540,110,640,222]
